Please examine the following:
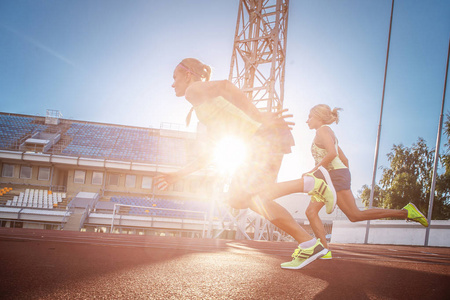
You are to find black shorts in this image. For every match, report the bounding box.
[314,168,351,192]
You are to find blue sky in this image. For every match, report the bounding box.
[0,0,449,195]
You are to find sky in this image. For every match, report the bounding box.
[0,0,449,195]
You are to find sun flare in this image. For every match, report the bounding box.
[213,136,248,175]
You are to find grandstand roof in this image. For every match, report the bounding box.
[0,112,197,166]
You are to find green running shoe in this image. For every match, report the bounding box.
[403,203,429,227]
[281,239,328,270]
[307,166,337,214]
[320,250,332,260]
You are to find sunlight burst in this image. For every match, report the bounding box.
[213,136,248,175]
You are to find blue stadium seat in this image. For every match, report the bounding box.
[0,115,48,149]
[59,121,191,165]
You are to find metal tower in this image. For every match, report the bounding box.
[226,0,290,241]
[229,0,289,112]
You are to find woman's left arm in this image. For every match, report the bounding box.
[187,79,293,127]
[338,146,349,168]
[220,80,295,128]
[186,80,260,117]
[219,80,265,122]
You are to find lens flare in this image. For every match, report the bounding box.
[213,136,247,175]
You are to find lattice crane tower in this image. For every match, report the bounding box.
[229,0,289,113]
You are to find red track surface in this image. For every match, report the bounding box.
[0,228,449,299]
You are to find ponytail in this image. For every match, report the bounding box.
[310,104,342,125]
[331,107,341,124]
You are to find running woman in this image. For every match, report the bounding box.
[156,58,335,269]
[304,104,429,259]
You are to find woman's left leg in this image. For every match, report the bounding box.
[305,201,328,248]
[337,190,407,222]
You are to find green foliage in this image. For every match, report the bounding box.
[358,114,450,220]
[358,184,383,208]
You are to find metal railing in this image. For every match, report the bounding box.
[110,203,208,238]
[78,205,92,230]
[60,207,73,230]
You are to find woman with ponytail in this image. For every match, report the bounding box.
[161,57,297,193]
[156,58,340,270]
[304,104,429,260]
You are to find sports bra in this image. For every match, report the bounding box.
[194,96,262,139]
[311,126,347,170]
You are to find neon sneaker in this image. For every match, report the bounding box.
[307,166,337,214]
[281,239,328,270]
[320,250,332,260]
[403,203,428,227]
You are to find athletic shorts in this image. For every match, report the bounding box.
[229,126,294,195]
[314,168,351,192]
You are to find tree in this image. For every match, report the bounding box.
[435,113,450,218]
[379,139,434,213]
[359,183,384,208]
[358,114,450,220]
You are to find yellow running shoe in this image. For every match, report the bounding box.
[320,250,332,260]
[403,203,429,227]
[281,239,328,270]
[307,166,337,214]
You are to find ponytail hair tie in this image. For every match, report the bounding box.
[178,63,203,79]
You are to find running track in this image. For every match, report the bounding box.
[0,228,449,299]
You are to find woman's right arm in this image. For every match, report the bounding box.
[155,154,210,191]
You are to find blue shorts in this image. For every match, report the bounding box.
[314,168,351,192]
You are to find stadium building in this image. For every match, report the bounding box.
[0,109,298,240]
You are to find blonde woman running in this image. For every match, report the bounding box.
[304,104,429,259]
[156,58,336,270]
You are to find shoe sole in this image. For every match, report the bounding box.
[281,248,328,270]
[320,250,332,260]
[317,166,337,214]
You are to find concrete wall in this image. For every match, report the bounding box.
[1,156,213,203]
[0,161,52,186]
[331,220,450,247]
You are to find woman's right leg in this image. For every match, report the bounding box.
[248,195,313,243]
[337,190,407,222]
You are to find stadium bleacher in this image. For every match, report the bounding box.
[0,112,214,237]
[0,115,47,149]
[61,122,189,165]
[5,189,65,209]
[0,113,194,167]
